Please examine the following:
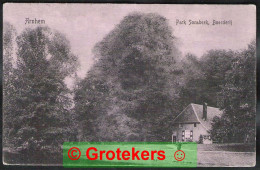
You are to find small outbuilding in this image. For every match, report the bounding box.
[172,103,223,144]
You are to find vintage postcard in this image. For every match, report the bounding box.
[3,4,256,167]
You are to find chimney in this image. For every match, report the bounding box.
[203,103,207,120]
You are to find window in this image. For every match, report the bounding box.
[184,130,190,138]
[182,130,193,141]
[194,123,196,127]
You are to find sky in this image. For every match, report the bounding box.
[4,4,256,79]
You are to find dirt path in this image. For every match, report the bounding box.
[197,151,255,167]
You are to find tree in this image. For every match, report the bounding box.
[7,26,78,159]
[3,22,17,150]
[210,41,256,143]
[74,12,181,142]
[179,50,235,108]
[200,50,235,106]
[177,53,203,108]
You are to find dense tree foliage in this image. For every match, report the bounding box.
[3,26,78,158]
[210,41,256,143]
[178,50,235,108]
[3,22,17,150]
[74,13,182,142]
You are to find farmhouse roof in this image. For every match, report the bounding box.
[173,103,223,130]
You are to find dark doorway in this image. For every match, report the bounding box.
[173,136,177,142]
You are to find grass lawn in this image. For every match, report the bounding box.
[197,143,255,152]
[198,151,255,167]
[197,143,255,167]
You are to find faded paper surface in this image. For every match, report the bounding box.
[3,4,256,166]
